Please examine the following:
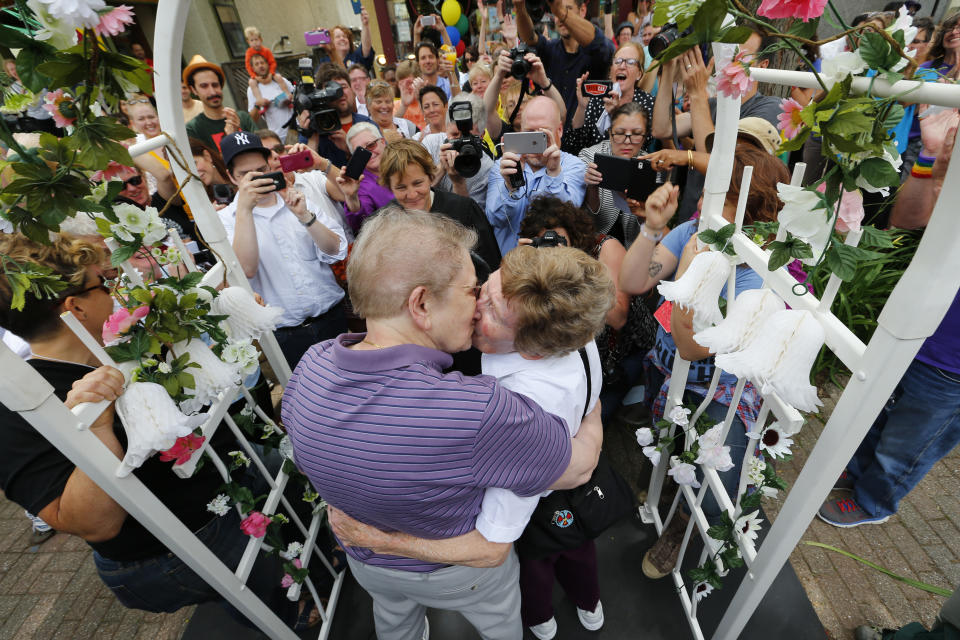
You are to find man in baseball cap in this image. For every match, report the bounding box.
[183,54,257,150]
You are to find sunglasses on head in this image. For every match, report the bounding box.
[126,98,152,105]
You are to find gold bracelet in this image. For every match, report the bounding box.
[687,150,694,167]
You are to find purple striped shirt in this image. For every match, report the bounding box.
[282,333,572,572]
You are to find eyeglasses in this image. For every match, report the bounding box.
[610,130,648,144]
[123,175,143,188]
[361,137,384,152]
[613,57,641,67]
[71,275,112,298]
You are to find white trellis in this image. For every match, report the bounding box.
[639,60,960,640]
[0,0,345,638]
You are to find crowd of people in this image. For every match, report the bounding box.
[2,0,960,638]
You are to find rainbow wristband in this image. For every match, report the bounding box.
[911,153,935,179]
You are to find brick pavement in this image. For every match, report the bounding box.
[0,383,956,639]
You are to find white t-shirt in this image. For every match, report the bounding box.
[247,78,295,141]
[475,342,602,543]
[293,169,355,243]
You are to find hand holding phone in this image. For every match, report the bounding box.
[344,147,372,180]
[260,171,286,193]
[502,131,548,155]
[279,150,313,173]
[581,80,613,98]
[422,15,436,26]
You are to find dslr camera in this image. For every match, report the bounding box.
[508,43,533,79]
[647,23,692,59]
[291,58,343,135]
[530,230,568,248]
[445,102,485,179]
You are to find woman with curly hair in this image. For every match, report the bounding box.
[520,194,657,422]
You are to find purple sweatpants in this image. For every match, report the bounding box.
[519,539,601,626]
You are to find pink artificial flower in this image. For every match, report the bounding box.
[95,5,136,37]
[240,511,272,538]
[42,89,77,128]
[158,434,206,465]
[716,54,755,100]
[92,161,131,183]
[280,559,302,588]
[757,0,828,22]
[102,305,149,343]
[777,98,804,139]
[835,189,865,233]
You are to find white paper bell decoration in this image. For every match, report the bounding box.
[694,289,785,355]
[169,338,242,413]
[715,310,824,412]
[657,251,732,333]
[212,287,284,341]
[114,381,207,477]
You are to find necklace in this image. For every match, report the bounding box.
[361,339,385,349]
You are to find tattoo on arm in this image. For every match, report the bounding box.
[648,262,663,279]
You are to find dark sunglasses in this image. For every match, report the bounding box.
[71,275,112,297]
[123,175,144,188]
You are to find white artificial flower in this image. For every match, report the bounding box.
[669,406,691,427]
[150,247,164,260]
[693,582,714,602]
[668,459,701,488]
[109,223,134,242]
[695,427,734,472]
[661,0,706,26]
[889,6,917,46]
[697,424,724,450]
[761,486,779,498]
[240,405,254,417]
[735,510,763,553]
[643,446,661,466]
[164,247,182,264]
[221,338,260,376]
[635,427,654,447]
[775,183,833,263]
[855,146,902,197]
[282,541,304,560]
[33,0,106,29]
[189,286,213,305]
[206,493,231,516]
[261,422,280,438]
[114,203,150,234]
[142,219,168,246]
[157,362,172,374]
[89,101,102,117]
[748,423,794,459]
[228,450,251,468]
[820,50,867,87]
[747,457,767,486]
[279,435,294,460]
[26,0,81,48]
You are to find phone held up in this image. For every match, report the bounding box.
[259,171,286,193]
[593,153,667,202]
[304,29,330,46]
[344,148,372,181]
[278,150,313,173]
[581,80,614,98]
[421,15,436,26]
[502,132,549,190]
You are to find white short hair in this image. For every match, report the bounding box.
[345,122,382,152]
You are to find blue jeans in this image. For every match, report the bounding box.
[848,359,960,519]
[93,509,296,628]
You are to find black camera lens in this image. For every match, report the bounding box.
[453,143,482,178]
[648,24,682,60]
[510,58,532,79]
[530,230,568,248]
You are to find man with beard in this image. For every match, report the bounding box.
[247,53,294,141]
[301,64,375,169]
[415,41,459,100]
[515,0,614,128]
[184,56,256,150]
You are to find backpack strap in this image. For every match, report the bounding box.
[578,347,591,421]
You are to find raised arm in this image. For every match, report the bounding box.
[359,8,373,57]
[651,58,692,141]
[619,182,680,294]
[547,0,599,48]
[678,47,714,153]
[484,52,510,140]
[514,0,539,46]
[891,109,958,229]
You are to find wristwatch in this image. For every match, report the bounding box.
[300,213,317,228]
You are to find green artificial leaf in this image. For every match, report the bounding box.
[15,45,56,94]
[740,491,762,511]
[857,157,900,191]
[778,127,811,153]
[767,242,793,271]
[824,109,875,138]
[716,25,752,45]
[698,229,718,245]
[857,31,893,71]
[883,70,904,85]
[859,225,895,249]
[687,565,716,584]
[110,243,139,265]
[721,547,745,569]
[707,522,733,543]
[36,53,88,90]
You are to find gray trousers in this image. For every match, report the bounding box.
[347,551,522,640]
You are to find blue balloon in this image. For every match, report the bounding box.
[446,25,460,46]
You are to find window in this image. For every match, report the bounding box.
[211,0,246,59]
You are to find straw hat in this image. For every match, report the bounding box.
[182,54,224,87]
[705,117,781,155]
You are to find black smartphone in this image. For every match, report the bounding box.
[212,183,235,204]
[508,168,525,190]
[260,171,285,192]
[344,147,372,180]
[625,157,667,202]
[593,154,666,201]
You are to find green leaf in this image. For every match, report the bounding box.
[740,491,762,510]
[859,225,895,249]
[698,229,718,245]
[824,109,875,138]
[706,522,732,543]
[767,243,793,271]
[778,127,811,153]
[110,244,139,265]
[802,542,953,597]
[15,45,56,94]
[857,157,900,191]
[721,547,745,569]
[788,237,814,260]
[858,31,893,71]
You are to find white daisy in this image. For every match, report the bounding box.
[736,510,763,553]
[693,581,714,602]
[756,423,793,459]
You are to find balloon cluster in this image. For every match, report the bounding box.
[441,0,469,52]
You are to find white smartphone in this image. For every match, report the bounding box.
[502,131,548,155]
[422,15,436,26]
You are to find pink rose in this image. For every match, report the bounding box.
[777,97,804,139]
[102,305,149,344]
[835,189,864,233]
[717,54,755,100]
[240,511,272,538]
[280,559,302,588]
[757,0,828,21]
[158,434,206,465]
[95,5,136,37]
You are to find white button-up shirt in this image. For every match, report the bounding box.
[218,193,347,328]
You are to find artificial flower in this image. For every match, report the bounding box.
[25,0,80,48]
[282,541,304,560]
[668,460,701,488]
[240,405,254,417]
[889,6,917,46]
[717,53,755,100]
[228,450,251,468]
[736,510,763,552]
[114,202,150,234]
[695,425,734,472]
[33,0,105,29]
[636,427,654,447]
[42,89,77,128]
[221,338,260,376]
[94,4,134,36]
[669,406,691,427]
[102,305,148,344]
[280,559,302,588]
[757,0,827,21]
[777,97,805,139]
[820,51,867,88]
[157,362,172,374]
[279,435,294,461]
[157,433,206,465]
[207,494,231,516]
[657,0,707,28]
[747,457,767,485]
[787,259,814,295]
[91,161,130,183]
[693,582,714,602]
[835,189,865,233]
[750,423,794,458]
[240,511,271,538]
[855,147,902,197]
[643,446,661,466]
[188,286,213,304]
[775,183,832,262]
[0,92,37,115]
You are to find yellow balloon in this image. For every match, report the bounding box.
[441,0,461,26]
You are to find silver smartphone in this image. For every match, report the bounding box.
[422,15,436,26]
[502,131,548,155]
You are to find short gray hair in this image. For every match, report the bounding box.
[449,92,486,133]
[345,121,382,152]
[347,207,478,320]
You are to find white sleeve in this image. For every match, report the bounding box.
[476,488,540,543]
[304,197,348,262]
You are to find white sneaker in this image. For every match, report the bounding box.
[422,617,430,640]
[529,617,557,640]
[577,601,604,631]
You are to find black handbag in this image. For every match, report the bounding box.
[515,348,637,559]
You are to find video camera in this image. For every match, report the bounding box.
[445,102,485,179]
[291,57,342,136]
[648,24,692,59]
[508,43,533,79]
